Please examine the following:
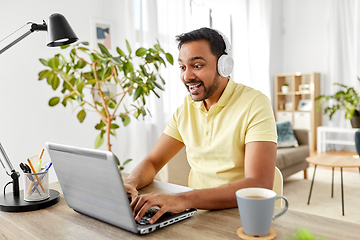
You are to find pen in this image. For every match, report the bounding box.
[27,158,45,192]
[19,163,42,195]
[30,161,52,195]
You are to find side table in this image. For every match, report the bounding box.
[306,155,360,216]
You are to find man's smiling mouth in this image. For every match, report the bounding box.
[186,82,203,94]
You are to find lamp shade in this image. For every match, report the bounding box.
[46,13,78,47]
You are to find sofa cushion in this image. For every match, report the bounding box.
[276,121,299,148]
[276,145,309,169]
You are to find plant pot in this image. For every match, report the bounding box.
[281,86,289,93]
[350,116,360,128]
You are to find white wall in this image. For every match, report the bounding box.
[0,0,140,191]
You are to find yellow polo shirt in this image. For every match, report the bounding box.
[164,78,277,189]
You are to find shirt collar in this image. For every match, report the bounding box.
[192,77,236,109]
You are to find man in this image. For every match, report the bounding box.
[124,27,277,224]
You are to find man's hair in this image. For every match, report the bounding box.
[175,27,226,59]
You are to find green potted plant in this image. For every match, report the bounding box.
[38,41,173,170]
[282,82,289,93]
[315,77,360,128]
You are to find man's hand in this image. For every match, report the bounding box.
[131,192,188,224]
[124,183,139,200]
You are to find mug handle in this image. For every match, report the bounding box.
[272,196,289,220]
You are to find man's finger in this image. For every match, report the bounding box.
[134,203,152,221]
[149,207,166,224]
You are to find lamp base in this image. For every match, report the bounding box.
[0,189,60,212]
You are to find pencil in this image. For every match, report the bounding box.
[26,181,34,198]
[39,149,45,159]
[27,158,45,192]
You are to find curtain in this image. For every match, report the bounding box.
[120,0,194,181]
[326,0,360,151]
[232,0,272,100]
[115,0,168,178]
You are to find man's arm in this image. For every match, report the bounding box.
[131,141,277,224]
[124,133,185,198]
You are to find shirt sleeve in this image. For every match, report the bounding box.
[163,107,184,143]
[244,93,278,144]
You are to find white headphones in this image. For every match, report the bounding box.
[215,30,234,77]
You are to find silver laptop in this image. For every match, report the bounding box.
[46,142,197,235]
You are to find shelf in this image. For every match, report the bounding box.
[294,110,311,113]
[275,72,321,152]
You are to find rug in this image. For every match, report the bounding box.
[283,167,360,224]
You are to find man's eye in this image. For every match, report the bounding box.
[194,65,202,69]
[179,66,185,70]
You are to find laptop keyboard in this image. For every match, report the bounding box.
[136,207,159,225]
[128,197,159,225]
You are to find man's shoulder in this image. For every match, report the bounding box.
[232,82,267,101]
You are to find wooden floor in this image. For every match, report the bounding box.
[309,150,360,173]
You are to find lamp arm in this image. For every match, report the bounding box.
[0,21,47,55]
[0,143,20,198]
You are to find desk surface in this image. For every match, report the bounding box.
[1,180,360,240]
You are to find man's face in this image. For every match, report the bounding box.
[178,40,221,102]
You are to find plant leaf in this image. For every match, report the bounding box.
[121,114,131,126]
[153,81,164,91]
[122,158,132,166]
[133,87,143,101]
[135,47,147,57]
[95,133,104,148]
[110,123,120,129]
[77,109,86,123]
[114,154,120,166]
[116,47,126,57]
[126,40,132,55]
[48,97,60,106]
[48,57,60,70]
[98,43,112,57]
[60,44,71,49]
[165,53,174,65]
[38,70,50,80]
[51,75,60,90]
[39,58,48,66]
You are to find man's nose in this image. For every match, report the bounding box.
[183,68,195,81]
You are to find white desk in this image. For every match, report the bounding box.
[317,126,359,153]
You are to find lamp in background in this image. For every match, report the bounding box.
[0,13,78,211]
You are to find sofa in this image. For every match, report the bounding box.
[276,129,309,179]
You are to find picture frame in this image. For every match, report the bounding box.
[297,99,312,111]
[91,19,113,52]
[299,84,310,93]
[92,82,117,103]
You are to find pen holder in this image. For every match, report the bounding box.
[24,171,50,202]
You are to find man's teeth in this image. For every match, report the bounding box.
[189,83,201,90]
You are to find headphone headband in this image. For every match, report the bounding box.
[215,30,231,54]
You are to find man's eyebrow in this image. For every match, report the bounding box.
[178,56,207,62]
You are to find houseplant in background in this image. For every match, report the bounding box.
[281,82,289,93]
[316,77,360,128]
[38,41,173,170]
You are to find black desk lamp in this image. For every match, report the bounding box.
[0,13,78,55]
[0,13,78,211]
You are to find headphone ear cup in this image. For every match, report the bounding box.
[217,54,234,77]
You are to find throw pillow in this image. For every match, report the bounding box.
[276,121,299,148]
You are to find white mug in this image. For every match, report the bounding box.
[236,188,288,237]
